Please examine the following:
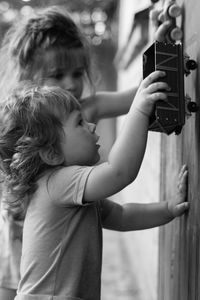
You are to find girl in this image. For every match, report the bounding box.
[0,76,188,300]
[0,6,137,123]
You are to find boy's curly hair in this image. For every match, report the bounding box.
[0,83,80,220]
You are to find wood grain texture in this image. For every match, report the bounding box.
[158,0,200,299]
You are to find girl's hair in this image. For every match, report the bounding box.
[0,83,80,220]
[0,6,93,102]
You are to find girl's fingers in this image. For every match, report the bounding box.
[155,21,172,42]
[149,8,162,24]
[147,82,169,93]
[158,11,165,23]
[142,71,166,88]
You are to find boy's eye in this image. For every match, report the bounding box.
[78,119,84,126]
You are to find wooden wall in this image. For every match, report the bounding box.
[158,0,200,299]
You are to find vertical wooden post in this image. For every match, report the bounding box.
[158,0,200,299]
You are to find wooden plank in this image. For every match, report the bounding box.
[182,0,200,298]
[158,0,200,298]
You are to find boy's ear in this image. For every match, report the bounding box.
[39,147,64,166]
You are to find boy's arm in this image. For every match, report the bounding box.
[102,165,189,231]
[102,201,173,231]
[81,87,138,123]
[83,71,168,203]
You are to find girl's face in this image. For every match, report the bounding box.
[60,110,100,166]
[34,48,86,100]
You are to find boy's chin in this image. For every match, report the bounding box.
[89,153,100,166]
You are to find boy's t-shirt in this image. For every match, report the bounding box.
[16,165,104,300]
[0,180,22,290]
[0,209,22,289]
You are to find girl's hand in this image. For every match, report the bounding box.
[150,7,172,42]
[167,165,190,217]
[133,70,169,117]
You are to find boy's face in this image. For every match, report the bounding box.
[60,110,100,166]
[34,48,85,100]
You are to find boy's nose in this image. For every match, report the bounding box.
[87,122,96,133]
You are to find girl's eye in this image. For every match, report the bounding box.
[49,73,64,80]
[74,70,84,78]
[54,73,64,80]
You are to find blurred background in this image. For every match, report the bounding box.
[0,0,160,299]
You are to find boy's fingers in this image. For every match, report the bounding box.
[142,71,166,88]
[174,202,189,217]
[181,164,187,171]
[148,92,167,102]
[180,164,187,174]
[147,82,169,93]
[178,165,188,182]
[178,171,188,188]
[178,184,186,196]
[178,170,187,183]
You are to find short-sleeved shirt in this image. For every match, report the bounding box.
[0,182,22,290]
[15,165,105,300]
[0,212,22,289]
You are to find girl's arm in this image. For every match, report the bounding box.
[81,87,138,123]
[83,71,168,203]
[150,6,172,42]
[102,165,189,231]
[81,10,172,123]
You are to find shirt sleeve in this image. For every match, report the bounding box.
[46,166,94,207]
[99,198,116,221]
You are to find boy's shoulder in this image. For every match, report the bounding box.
[47,165,93,180]
[44,165,94,205]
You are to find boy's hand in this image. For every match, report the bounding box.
[167,165,189,217]
[133,70,169,117]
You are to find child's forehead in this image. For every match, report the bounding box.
[37,47,86,73]
[44,92,81,117]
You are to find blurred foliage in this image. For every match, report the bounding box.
[0,0,119,46]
